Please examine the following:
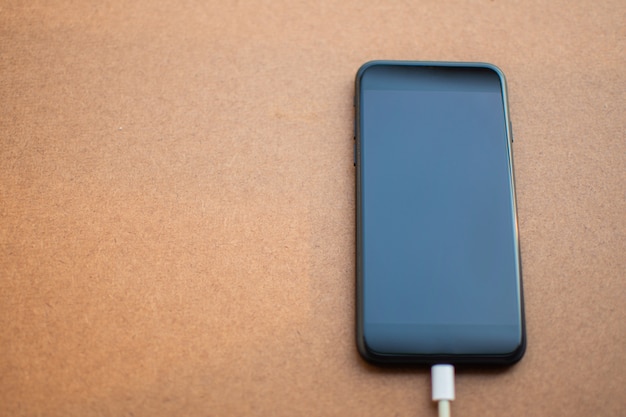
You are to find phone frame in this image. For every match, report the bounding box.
[354,61,526,365]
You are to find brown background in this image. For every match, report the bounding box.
[1,1,624,416]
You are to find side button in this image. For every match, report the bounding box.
[353,142,357,166]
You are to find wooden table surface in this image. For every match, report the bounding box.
[1,1,624,416]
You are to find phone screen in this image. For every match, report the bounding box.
[356,63,524,363]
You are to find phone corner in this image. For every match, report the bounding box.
[356,332,377,363]
[479,62,508,86]
[496,332,527,366]
[355,60,391,81]
[511,330,527,364]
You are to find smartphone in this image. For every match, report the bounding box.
[355,61,525,365]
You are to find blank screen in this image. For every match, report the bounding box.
[359,65,522,355]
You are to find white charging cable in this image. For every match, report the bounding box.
[431,364,455,417]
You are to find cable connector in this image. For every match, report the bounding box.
[431,364,455,417]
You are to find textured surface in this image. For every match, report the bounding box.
[1,1,624,416]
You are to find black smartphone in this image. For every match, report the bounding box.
[355,61,525,365]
